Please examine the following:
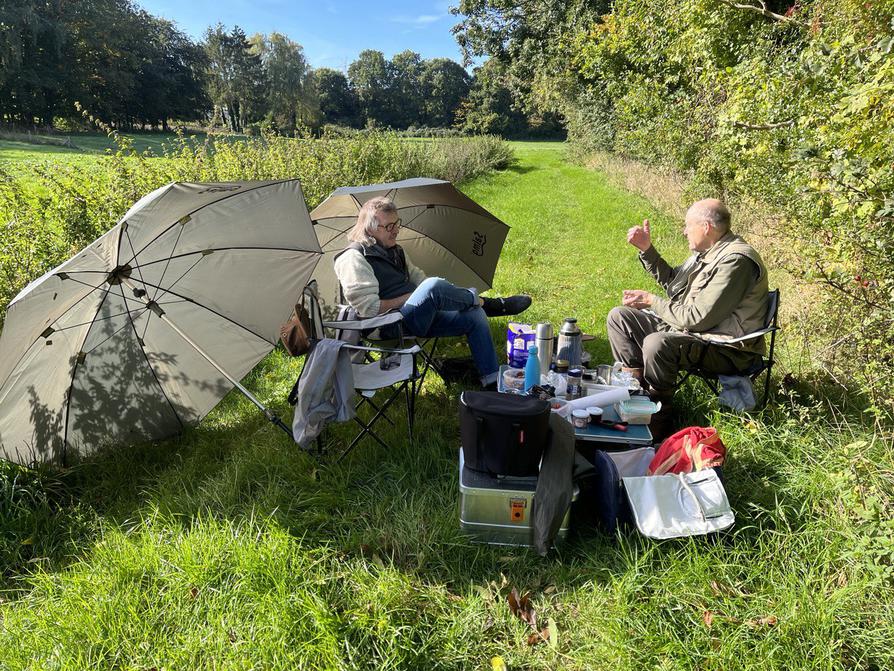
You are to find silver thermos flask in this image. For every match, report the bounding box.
[556,317,582,368]
[535,322,553,376]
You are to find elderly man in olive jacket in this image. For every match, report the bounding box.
[607,199,769,439]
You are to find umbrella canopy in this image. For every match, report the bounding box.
[0,180,321,464]
[309,177,509,308]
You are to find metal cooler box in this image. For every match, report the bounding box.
[459,450,577,547]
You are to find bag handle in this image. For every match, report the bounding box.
[676,473,706,522]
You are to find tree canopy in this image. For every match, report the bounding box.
[0,1,562,136]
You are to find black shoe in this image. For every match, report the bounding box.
[481,294,532,318]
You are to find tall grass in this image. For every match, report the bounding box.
[0,143,891,669]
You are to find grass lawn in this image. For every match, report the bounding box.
[0,131,207,164]
[0,142,891,669]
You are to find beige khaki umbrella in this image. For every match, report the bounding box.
[0,180,321,464]
[309,178,509,308]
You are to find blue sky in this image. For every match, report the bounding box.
[137,0,470,71]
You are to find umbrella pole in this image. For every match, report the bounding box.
[153,308,293,438]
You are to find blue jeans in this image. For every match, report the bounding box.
[399,278,499,384]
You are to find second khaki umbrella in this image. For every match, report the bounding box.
[309,177,509,308]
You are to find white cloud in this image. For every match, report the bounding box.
[390,13,445,27]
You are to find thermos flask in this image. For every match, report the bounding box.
[535,322,553,374]
[556,317,582,368]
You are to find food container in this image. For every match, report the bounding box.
[615,397,661,425]
[502,367,525,392]
[571,409,590,429]
[548,398,568,413]
[586,406,603,425]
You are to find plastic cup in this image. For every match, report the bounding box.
[586,406,603,425]
[571,409,589,429]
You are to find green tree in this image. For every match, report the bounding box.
[389,50,423,128]
[418,58,471,127]
[456,58,527,136]
[348,49,396,127]
[314,67,358,127]
[134,14,208,130]
[250,32,317,133]
[204,24,266,132]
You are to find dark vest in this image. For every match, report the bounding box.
[338,242,417,300]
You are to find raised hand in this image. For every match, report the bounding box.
[626,218,652,252]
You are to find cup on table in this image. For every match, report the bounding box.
[571,409,590,429]
[586,406,603,425]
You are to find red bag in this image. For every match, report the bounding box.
[647,426,726,475]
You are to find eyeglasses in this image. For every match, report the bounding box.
[378,218,401,233]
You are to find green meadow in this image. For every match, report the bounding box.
[0,142,891,670]
[0,131,199,163]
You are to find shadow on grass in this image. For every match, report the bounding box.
[0,367,830,601]
[505,164,537,175]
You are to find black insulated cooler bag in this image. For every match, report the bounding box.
[459,391,551,477]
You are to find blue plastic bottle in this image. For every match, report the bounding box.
[524,344,540,393]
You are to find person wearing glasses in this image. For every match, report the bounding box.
[334,196,531,389]
[607,199,769,440]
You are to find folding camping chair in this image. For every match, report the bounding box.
[334,280,473,390]
[290,281,424,462]
[677,288,781,409]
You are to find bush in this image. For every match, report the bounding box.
[0,131,514,328]
[562,0,894,414]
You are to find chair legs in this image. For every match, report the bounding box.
[415,337,440,391]
[336,379,417,463]
[754,363,773,409]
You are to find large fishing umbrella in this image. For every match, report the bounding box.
[309,177,510,308]
[0,180,321,464]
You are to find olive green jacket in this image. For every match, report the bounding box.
[640,232,769,354]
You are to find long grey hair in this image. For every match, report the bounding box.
[346,197,397,246]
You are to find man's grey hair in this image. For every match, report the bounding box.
[690,199,731,235]
[347,196,398,246]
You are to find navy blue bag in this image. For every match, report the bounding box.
[590,447,655,533]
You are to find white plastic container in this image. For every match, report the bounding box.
[615,397,661,425]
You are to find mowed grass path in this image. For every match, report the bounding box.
[0,143,891,670]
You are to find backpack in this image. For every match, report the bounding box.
[647,426,726,475]
[279,282,322,357]
[459,391,551,477]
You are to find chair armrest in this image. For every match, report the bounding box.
[322,310,403,331]
[342,343,422,356]
[702,325,779,346]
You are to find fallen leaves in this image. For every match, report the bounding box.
[507,588,559,648]
[747,615,779,628]
[700,607,779,630]
[507,588,536,629]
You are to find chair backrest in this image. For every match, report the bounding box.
[765,289,780,330]
[303,280,325,341]
[763,288,780,368]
